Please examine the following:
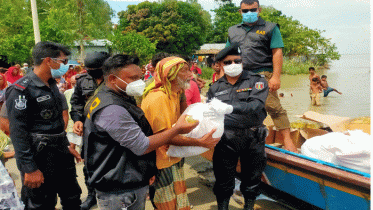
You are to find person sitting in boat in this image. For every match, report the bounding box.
[207,42,269,210]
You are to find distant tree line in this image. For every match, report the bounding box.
[0,0,339,66]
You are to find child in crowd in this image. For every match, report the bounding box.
[191,61,202,75]
[320,75,342,97]
[211,61,223,84]
[63,75,83,163]
[144,60,154,81]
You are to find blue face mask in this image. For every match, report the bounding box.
[242,12,258,23]
[51,63,69,78]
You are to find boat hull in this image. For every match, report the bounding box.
[263,146,371,210]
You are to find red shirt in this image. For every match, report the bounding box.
[185,80,201,106]
[190,66,202,75]
[212,72,217,83]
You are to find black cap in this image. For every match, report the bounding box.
[215,42,241,61]
[84,51,110,68]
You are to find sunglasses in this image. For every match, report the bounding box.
[241,8,258,13]
[223,59,242,66]
[52,58,69,65]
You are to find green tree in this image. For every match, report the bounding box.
[117,0,212,55]
[0,0,34,64]
[206,2,240,43]
[0,0,114,64]
[109,30,157,65]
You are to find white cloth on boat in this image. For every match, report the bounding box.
[0,161,24,210]
[167,98,233,157]
[301,130,371,174]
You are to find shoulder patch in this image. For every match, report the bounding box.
[255,82,265,90]
[13,77,30,91]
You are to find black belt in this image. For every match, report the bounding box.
[31,131,67,152]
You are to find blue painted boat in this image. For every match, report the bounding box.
[262,145,371,210]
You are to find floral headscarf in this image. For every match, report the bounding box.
[143,57,188,98]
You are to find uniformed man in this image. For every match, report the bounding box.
[207,43,269,210]
[69,51,109,209]
[227,0,297,152]
[83,54,201,210]
[6,41,81,209]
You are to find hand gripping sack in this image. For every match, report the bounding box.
[167,98,233,157]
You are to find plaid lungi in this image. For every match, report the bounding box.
[152,159,191,210]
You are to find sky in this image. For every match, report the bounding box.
[106,0,371,55]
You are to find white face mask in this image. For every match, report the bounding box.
[114,76,146,97]
[223,63,243,77]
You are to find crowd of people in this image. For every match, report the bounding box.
[0,0,335,209]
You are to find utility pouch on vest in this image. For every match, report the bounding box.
[31,131,68,153]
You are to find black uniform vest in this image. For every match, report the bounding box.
[228,17,278,71]
[83,86,157,193]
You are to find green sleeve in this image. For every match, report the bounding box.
[270,26,284,49]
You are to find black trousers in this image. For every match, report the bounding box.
[213,126,267,200]
[21,147,81,210]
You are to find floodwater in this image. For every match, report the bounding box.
[279,54,370,122]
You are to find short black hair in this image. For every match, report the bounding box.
[151,52,170,67]
[32,41,71,66]
[309,67,315,71]
[241,0,260,7]
[321,75,327,79]
[102,54,140,79]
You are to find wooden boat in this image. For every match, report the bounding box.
[201,145,370,210]
[262,145,370,210]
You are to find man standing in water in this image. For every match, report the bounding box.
[227,0,297,152]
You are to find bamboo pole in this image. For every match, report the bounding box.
[30,0,41,44]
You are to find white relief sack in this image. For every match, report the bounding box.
[301,130,371,174]
[167,98,233,157]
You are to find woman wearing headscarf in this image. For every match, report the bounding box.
[5,66,23,84]
[142,57,218,210]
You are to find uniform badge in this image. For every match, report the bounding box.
[255,82,264,90]
[40,109,53,119]
[215,90,229,97]
[15,95,27,110]
[37,95,51,102]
